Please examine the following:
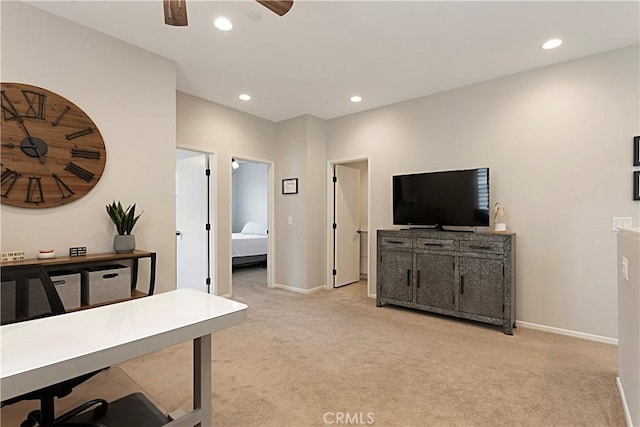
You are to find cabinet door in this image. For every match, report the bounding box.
[459,257,504,318]
[415,253,455,310]
[378,251,413,302]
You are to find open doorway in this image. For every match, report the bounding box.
[175,148,215,293]
[328,158,370,295]
[231,157,272,294]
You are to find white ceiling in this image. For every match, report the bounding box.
[26,1,639,123]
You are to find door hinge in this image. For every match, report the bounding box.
[205,223,211,231]
[332,176,337,183]
[206,277,211,285]
[332,269,337,276]
[205,168,211,176]
[332,223,337,229]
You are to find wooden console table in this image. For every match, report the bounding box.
[0,250,157,308]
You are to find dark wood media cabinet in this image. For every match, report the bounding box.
[376,229,516,334]
[1,250,156,310]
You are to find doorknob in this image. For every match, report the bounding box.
[176,231,182,236]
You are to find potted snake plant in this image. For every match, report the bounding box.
[106,201,142,253]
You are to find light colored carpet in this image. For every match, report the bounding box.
[1,266,624,426]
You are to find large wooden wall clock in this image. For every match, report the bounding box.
[1,82,106,208]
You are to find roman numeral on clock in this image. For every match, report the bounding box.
[65,127,93,140]
[22,90,46,119]
[70,147,101,160]
[1,90,19,121]
[52,106,71,127]
[52,173,74,199]
[65,162,94,182]
[26,177,44,203]
[1,167,21,197]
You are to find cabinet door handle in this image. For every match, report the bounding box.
[424,243,444,247]
[468,245,491,250]
[460,275,464,294]
[416,270,421,288]
[407,269,411,286]
[388,240,404,244]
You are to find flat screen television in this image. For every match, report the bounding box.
[393,168,490,228]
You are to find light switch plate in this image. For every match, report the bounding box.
[612,217,632,231]
[621,257,629,281]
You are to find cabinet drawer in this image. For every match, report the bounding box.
[459,240,504,254]
[415,238,454,251]
[380,236,412,249]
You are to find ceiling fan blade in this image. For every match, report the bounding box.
[256,0,294,17]
[164,0,188,26]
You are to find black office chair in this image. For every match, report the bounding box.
[1,265,109,427]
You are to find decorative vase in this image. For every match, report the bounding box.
[493,202,507,232]
[113,234,135,253]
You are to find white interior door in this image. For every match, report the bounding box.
[335,164,360,287]
[176,152,209,292]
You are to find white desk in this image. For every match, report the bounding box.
[0,288,247,426]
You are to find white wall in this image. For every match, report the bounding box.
[1,2,177,294]
[176,92,276,297]
[232,162,268,233]
[328,46,640,340]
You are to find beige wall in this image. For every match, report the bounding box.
[274,115,327,291]
[328,46,640,340]
[0,2,177,294]
[305,116,328,289]
[275,116,310,289]
[348,160,369,229]
[176,92,277,297]
[617,227,640,426]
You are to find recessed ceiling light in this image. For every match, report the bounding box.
[239,94,251,101]
[350,95,362,103]
[214,17,233,31]
[542,38,562,50]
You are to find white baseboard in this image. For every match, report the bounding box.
[617,377,634,427]
[273,283,324,294]
[517,321,618,345]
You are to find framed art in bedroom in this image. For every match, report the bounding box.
[634,135,640,166]
[634,171,640,201]
[282,178,298,195]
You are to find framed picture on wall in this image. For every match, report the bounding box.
[634,136,640,166]
[634,171,640,201]
[282,178,298,195]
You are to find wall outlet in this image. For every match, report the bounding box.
[1,251,25,262]
[612,217,632,231]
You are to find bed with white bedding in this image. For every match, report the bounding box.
[232,222,267,267]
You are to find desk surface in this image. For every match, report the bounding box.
[0,289,247,401]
